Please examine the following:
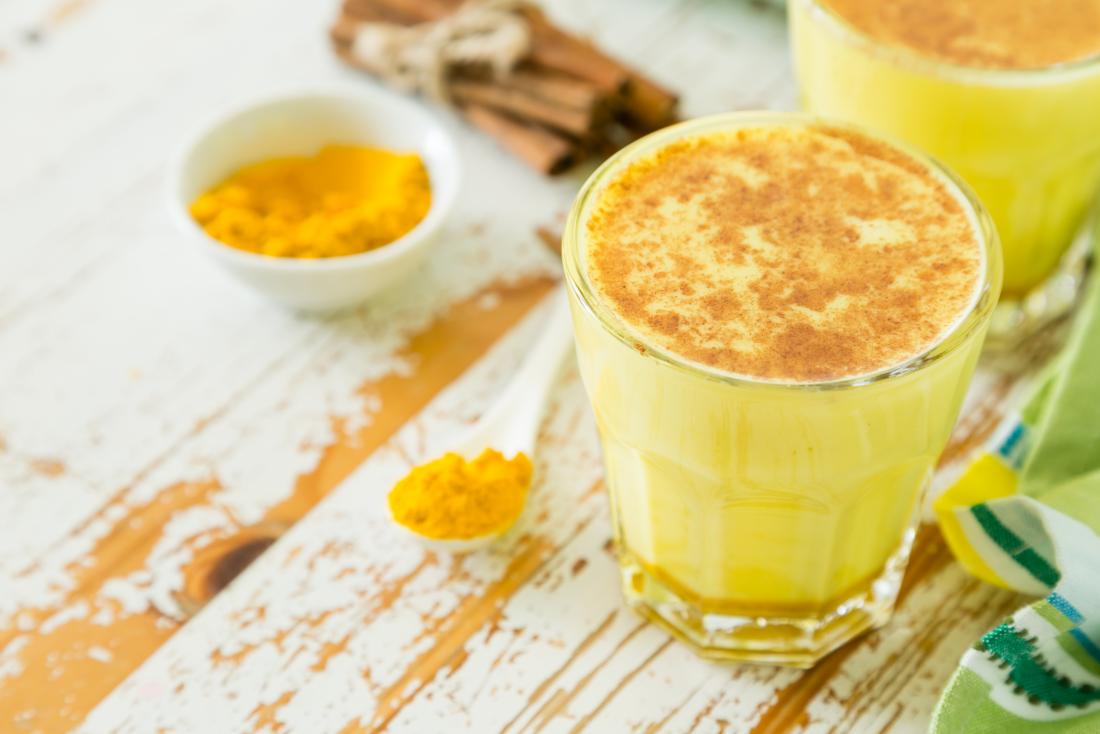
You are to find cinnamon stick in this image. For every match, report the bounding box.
[347,0,636,95]
[450,79,596,137]
[503,68,604,114]
[344,0,445,25]
[621,75,679,130]
[334,11,605,109]
[518,5,629,93]
[462,104,578,175]
[337,0,405,27]
[334,0,680,173]
[345,0,678,126]
[335,29,600,137]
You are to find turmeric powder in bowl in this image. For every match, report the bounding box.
[189,144,431,259]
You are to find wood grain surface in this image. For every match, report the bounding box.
[0,0,1046,731]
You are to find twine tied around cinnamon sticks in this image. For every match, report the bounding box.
[349,0,531,102]
[331,0,679,174]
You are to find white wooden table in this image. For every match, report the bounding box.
[0,0,1033,731]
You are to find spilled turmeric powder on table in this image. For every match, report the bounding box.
[190,144,431,258]
[388,449,533,540]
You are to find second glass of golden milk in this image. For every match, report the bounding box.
[791,0,1100,318]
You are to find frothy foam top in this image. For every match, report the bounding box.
[819,0,1100,70]
[583,124,983,383]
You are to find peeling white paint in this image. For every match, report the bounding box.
[99,580,151,618]
[87,647,114,664]
[0,637,29,679]
[38,601,90,636]
[77,298,603,733]
[0,0,567,631]
[3,0,1026,730]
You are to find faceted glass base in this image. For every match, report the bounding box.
[617,530,915,668]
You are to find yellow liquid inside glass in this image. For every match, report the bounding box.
[563,115,1000,665]
[790,0,1100,297]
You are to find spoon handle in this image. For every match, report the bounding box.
[472,286,573,458]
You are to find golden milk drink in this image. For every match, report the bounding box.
[791,0,1100,302]
[562,114,1001,666]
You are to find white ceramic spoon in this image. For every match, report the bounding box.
[394,286,574,553]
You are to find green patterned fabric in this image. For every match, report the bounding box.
[932,263,1100,733]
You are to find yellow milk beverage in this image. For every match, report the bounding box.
[562,113,1001,666]
[791,0,1100,299]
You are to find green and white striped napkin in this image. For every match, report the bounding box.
[932,255,1100,732]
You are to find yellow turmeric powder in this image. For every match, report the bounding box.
[388,449,533,540]
[189,144,431,259]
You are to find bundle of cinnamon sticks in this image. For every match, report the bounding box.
[331,0,679,174]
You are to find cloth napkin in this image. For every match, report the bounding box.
[931,263,1100,733]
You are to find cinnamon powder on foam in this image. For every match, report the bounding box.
[583,125,983,382]
[819,0,1100,70]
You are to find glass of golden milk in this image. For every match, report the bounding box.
[790,0,1100,328]
[562,113,1001,666]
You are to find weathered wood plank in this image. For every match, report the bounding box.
[0,277,561,732]
[3,0,1049,731]
[73,360,1024,734]
[0,0,788,605]
[74,301,606,733]
[1,0,578,728]
[1,0,368,579]
[567,532,1021,734]
[373,373,1024,734]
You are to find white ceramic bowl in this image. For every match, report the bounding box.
[170,86,460,311]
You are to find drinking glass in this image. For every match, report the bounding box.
[562,113,1002,666]
[790,0,1100,337]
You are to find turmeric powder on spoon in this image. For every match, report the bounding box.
[387,288,572,551]
[388,449,533,541]
[189,144,431,258]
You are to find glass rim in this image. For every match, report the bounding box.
[561,111,1003,392]
[797,0,1100,84]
